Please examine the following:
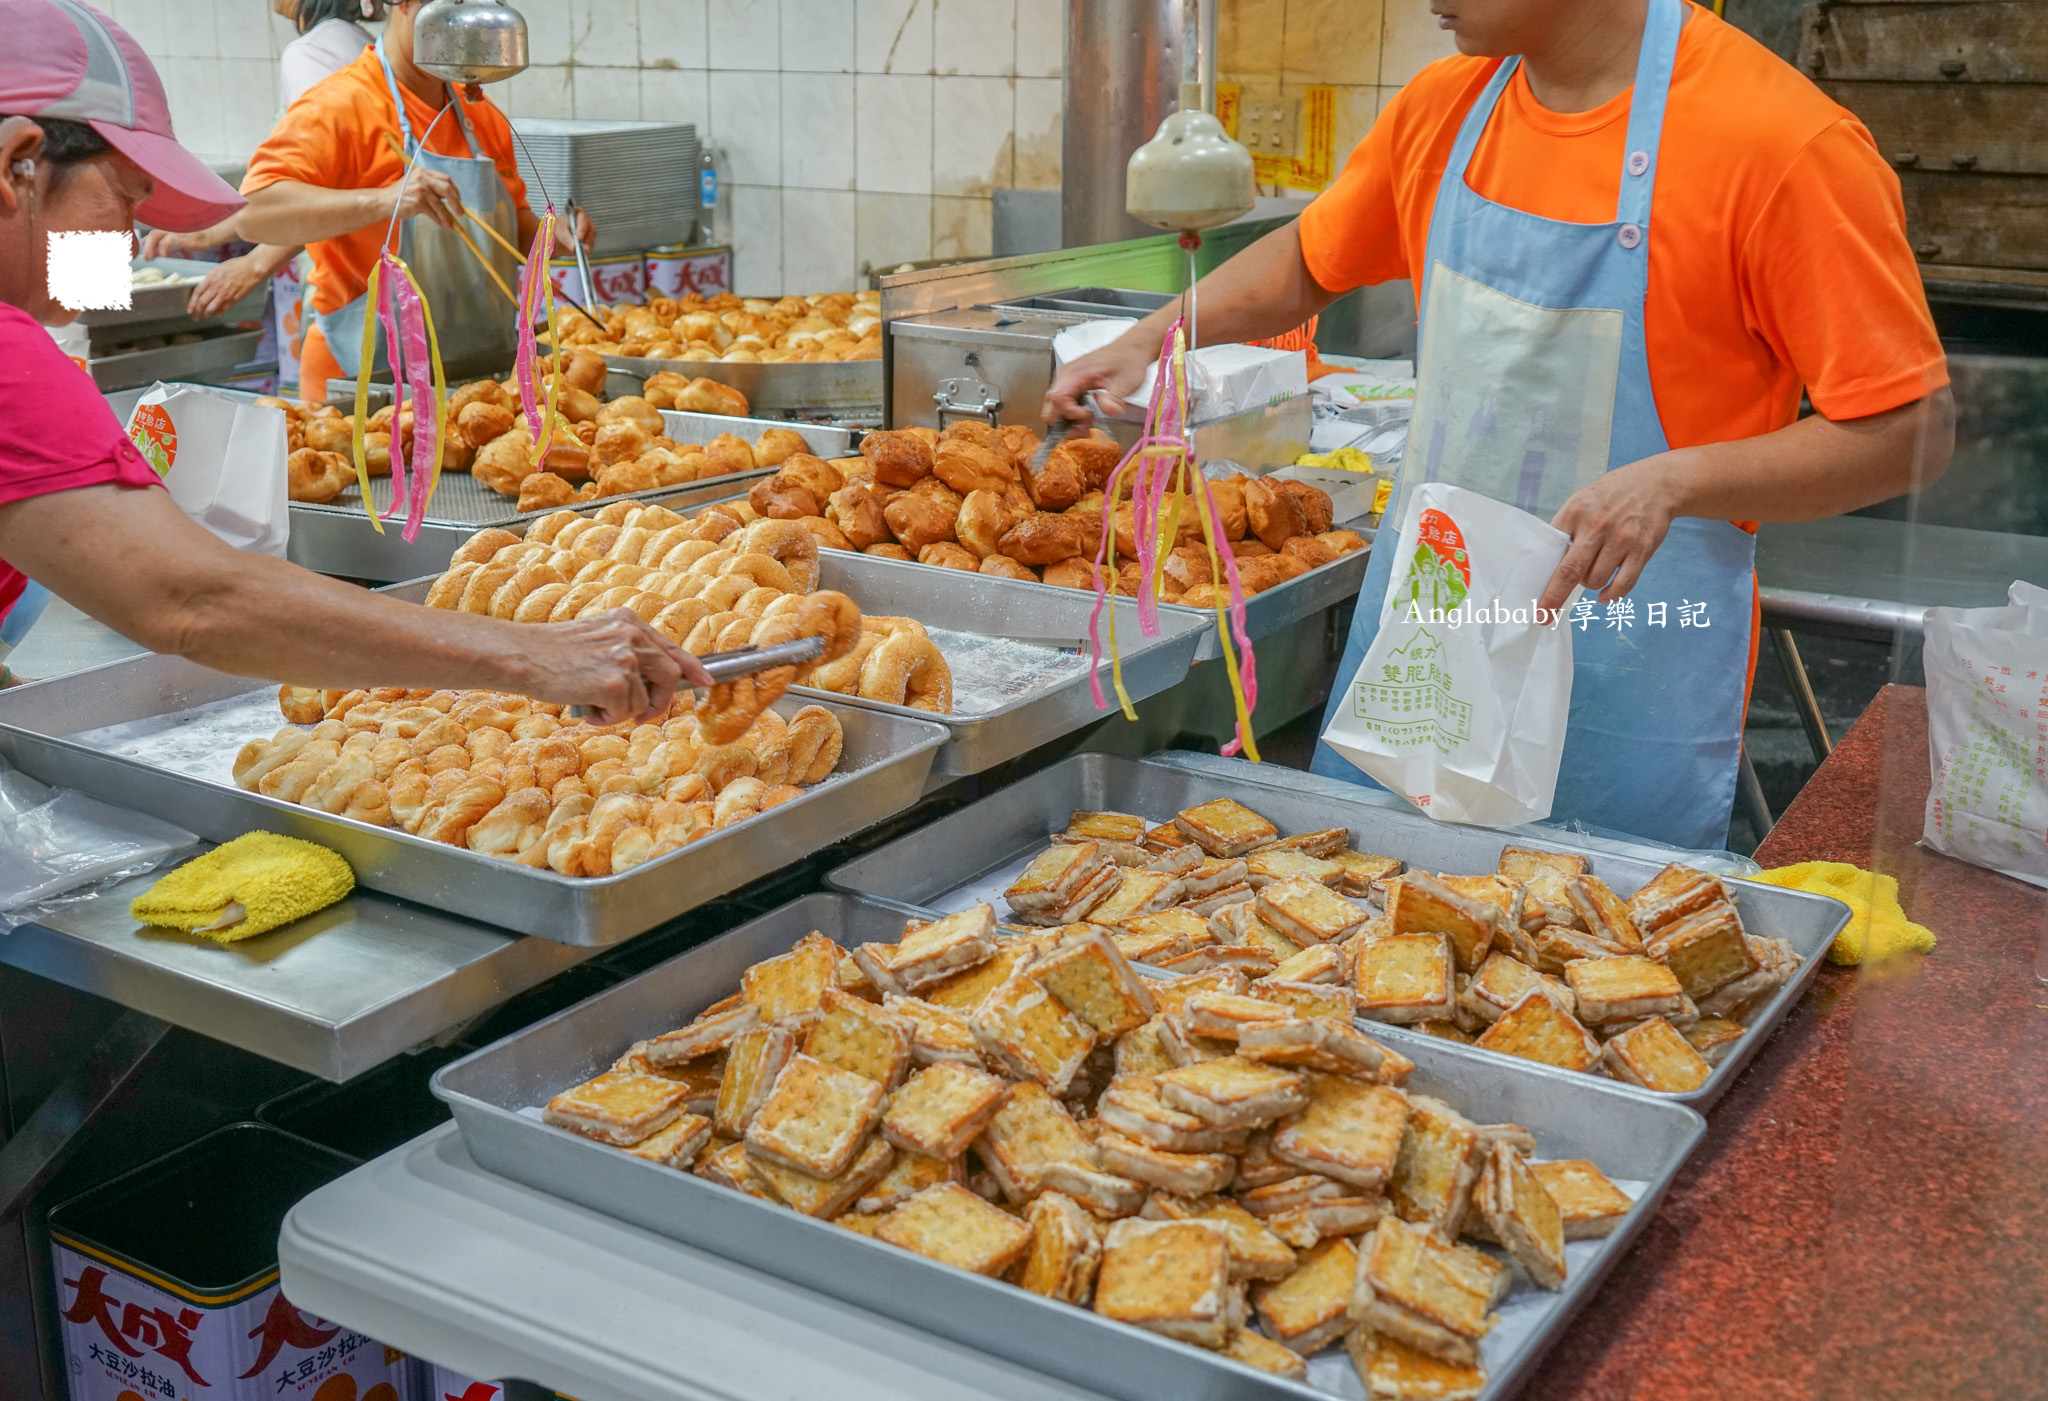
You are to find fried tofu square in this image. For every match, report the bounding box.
[1156,1013,1238,1067]
[1245,848,1344,890]
[1525,922,1629,975]
[1387,1094,1483,1240]
[1476,1142,1566,1289]
[1205,945,1281,979]
[1388,872,1501,973]
[882,1061,1013,1159]
[1181,857,1252,900]
[646,1002,763,1068]
[1251,978,1357,1022]
[1175,798,1279,857]
[1414,1019,1474,1045]
[1098,1075,1247,1153]
[1239,1016,1407,1084]
[1351,1218,1498,1367]
[1356,934,1456,1024]
[1216,906,1306,964]
[743,1053,887,1178]
[1497,844,1588,881]
[1462,951,1577,1024]
[1258,879,1371,945]
[1252,1236,1358,1355]
[1114,929,1191,966]
[1085,870,1187,927]
[1238,1171,1354,1217]
[1567,875,1642,951]
[1266,943,1346,986]
[1273,1074,1409,1190]
[1113,1017,1179,1078]
[1144,822,1197,853]
[1064,810,1149,845]
[804,986,915,1088]
[1683,1015,1746,1065]
[1646,900,1757,1001]
[1329,851,1405,899]
[1346,1328,1488,1401]
[1119,907,1213,948]
[1006,842,1113,915]
[713,1024,798,1136]
[1094,1218,1237,1346]
[1157,1055,1311,1129]
[1564,954,1685,1025]
[876,1182,1033,1276]
[1095,1129,1238,1195]
[1216,1327,1309,1380]
[1472,991,1601,1072]
[1015,1190,1103,1303]
[1260,827,1352,859]
[1185,991,1294,1041]
[1017,863,1123,927]
[751,1135,897,1219]
[975,1081,1094,1201]
[919,939,1035,1015]
[1150,966,1250,1016]
[1624,862,1727,934]
[612,1043,724,1113]
[1530,1159,1633,1239]
[835,1209,884,1236]
[971,974,1097,1091]
[1030,927,1157,1038]
[1143,1193,1297,1281]
[622,1111,713,1169]
[854,904,999,995]
[741,931,840,1026]
[1696,934,1798,1019]
[883,993,986,1068]
[1602,1016,1712,1093]
[696,1139,774,1199]
[544,1072,689,1147]
[855,1147,961,1215]
[1041,1156,1148,1218]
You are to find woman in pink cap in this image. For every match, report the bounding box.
[0,0,707,720]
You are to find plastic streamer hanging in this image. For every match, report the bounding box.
[513,207,563,468]
[1084,315,1262,761]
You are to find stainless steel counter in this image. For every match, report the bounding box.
[1756,515,2048,640]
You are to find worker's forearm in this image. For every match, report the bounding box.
[1661,388,1955,523]
[237,182,388,248]
[247,243,305,280]
[1110,223,1341,358]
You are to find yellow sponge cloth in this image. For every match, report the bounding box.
[1752,860,1936,966]
[131,832,355,942]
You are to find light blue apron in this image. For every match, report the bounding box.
[1312,0,1754,850]
[313,36,520,381]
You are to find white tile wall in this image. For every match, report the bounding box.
[138,0,1063,288]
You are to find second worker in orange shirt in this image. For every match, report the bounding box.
[1048,0,1954,848]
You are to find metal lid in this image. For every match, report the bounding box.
[414,0,528,84]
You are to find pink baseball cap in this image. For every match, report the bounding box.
[2,0,244,231]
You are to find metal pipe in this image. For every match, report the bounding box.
[1199,0,1218,113]
[1061,0,1184,247]
[1770,627,1835,761]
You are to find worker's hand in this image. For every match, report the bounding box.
[186,253,267,318]
[554,207,595,254]
[525,610,713,726]
[383,167,462,230]
[1538,458,1681,612]
[140,226,229,259]
[1045,337,1154,428]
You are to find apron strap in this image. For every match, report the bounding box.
[1614,0,1684,229]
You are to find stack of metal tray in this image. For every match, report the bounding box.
[0,667,947,946]
[289,408,849,580]
[826,753,1851,1112]
[431,890,1707,1401]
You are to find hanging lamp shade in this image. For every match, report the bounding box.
[1125,82,1254,234]
[413,0,528,84]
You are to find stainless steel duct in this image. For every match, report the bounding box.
[1061,0,1185,248]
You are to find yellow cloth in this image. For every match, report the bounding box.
[1752,861,1935,965]
[130,832,354,942]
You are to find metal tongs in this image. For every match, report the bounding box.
[566,635,825,719]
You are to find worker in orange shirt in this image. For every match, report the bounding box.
[1048,0,1955,848]
[234,0,592,397]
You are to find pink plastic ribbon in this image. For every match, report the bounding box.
[373,256,410,526]
[387,263,438,541]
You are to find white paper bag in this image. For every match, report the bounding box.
[1921,580,2048,888]
[1321,482,1576,827]
[124,383,289,556]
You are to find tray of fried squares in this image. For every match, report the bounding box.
[434,889,1705,1401]
[823,752,1854,1109]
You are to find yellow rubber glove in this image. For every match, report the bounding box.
[131,832,355,942]
[1752,861,1935,966]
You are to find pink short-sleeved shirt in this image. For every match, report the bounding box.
[0,305,163,616]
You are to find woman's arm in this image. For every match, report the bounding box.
[186,243,302,319]
[1045,222,1340,425]
[0,484,710,723]
[1538,388,1956,610]
[237,170,463,247]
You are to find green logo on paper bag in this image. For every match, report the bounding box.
[1396,507,1469,618]
[1353,627,1472,753]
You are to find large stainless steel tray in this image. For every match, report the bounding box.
[803,553,1209,778]
[0,659,947,946]
[287,407,849,580]
[433,891,1707,1401]
[603,354,883,415]
[90,327,267,392]
[826,753,1851,1110]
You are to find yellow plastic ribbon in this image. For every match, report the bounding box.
[349,259,386,535]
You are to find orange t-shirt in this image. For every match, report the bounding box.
[241,46,530,318]
[1297,5,1947,452]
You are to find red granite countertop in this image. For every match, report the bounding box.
[1523,685,2048,1400]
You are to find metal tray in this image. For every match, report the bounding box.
[432,891,1707,1401]
[1156,512,1374,663]
[92,257,270,330]
[802,552,1209,778]
[0,660,948,946]
[826,753,1851,1110]
[603,354,883,415]
[90,327,267,392]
